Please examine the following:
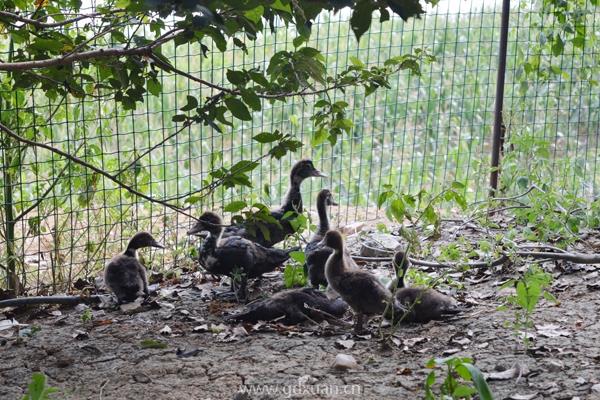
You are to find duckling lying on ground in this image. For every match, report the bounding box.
[227,287,348,325]
[322,230,404,334]
[104,232,164,304]
[188,211,299,301]
[305,189,339,287]
[389,250,462,323]
[222,159,325,247]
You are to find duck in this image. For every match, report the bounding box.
[305,189,339,287]
[322,230,402,333]
[222,159,325,247]
[187,211,299,300]
[390,250,462,323]
[227,287,348,325]
[104,232,164,304]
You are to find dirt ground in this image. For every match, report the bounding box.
[2,221,600,400]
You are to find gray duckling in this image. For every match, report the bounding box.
[322,230,402,333]
[104,232,164,304]
[227,287,348,325]
[305,189,339,287]
[390,250,462,323]
[188,211,299,300]
[222,159,325,247]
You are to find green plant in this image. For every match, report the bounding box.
[283,251,307,288]
[424,357,493,400]
[21,372,59,400]
[80,308,93,323]
[500,264,556,348]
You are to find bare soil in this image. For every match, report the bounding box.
[2,221,600,400]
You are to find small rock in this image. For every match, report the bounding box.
[72,330,89,340]
[132,373,152,384]
[333,354,358,370]
[592,384,600,393]
[335,339,355,350]
[160,325,172,336]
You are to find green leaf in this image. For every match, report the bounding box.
[463,363,494,400]
[230,160,259,174]
[290,251,306,263]
[552,35,564,56]
[244,5,264,24]
[226,69,247,86]
[253,132,280,143]
[224,97,252,121]
[241,89,261,111]
[224,201,247,213]
[350,0,376,42]
[180,95,198,112]
[146,78,162,96]
[311,127,329,147]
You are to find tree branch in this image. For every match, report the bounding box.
[0,121,196,219]
[0,28,182,72]
[13,142,85,223]
[0,10,120,29]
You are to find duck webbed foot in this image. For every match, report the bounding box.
[353,313,367,335]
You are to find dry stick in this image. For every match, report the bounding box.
[353,248,600,268]
[13,142,86,223]
[0,121,194,219]
[0,295,102,307]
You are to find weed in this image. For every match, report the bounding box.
[424,356,493,400]
[500,264,557,349]
[21,372,59,400]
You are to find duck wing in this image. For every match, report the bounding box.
[246,243,297,277]
[335,271,392,316]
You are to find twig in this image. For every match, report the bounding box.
[13,142,85,222]
[115,120,193,177]
[0,295,102,307]
[0,29,182,71]
[0,10,109,29]
[0,121,195,219]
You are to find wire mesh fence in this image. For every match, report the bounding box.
[0,0,599,295]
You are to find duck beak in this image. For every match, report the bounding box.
[152,241,165,249]
[329,199,339,206]
[312,169,327,178]
[187,224,203,236]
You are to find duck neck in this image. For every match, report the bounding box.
[281,179,303,213]
[201,229,222,254]
[326,249,346,275]
[124,247,137,257]
[396,263,408,288]
[316,199,330,235]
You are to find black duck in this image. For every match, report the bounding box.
[322,230,401,333]
[305,189,339,287]
[227,287,348,324]
[390,250,462,323]
[222,159,325,247]
[104,232,164,304]
[187,211,298,300]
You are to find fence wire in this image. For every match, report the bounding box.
[0,1,599,294]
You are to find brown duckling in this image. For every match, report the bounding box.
[104,232,164,304]
[305,189,339,287]
[227,287,348,325]
[390,250,462,323]
[322,230,400,333]
[187,211,299,300]
[222,159,325,247]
